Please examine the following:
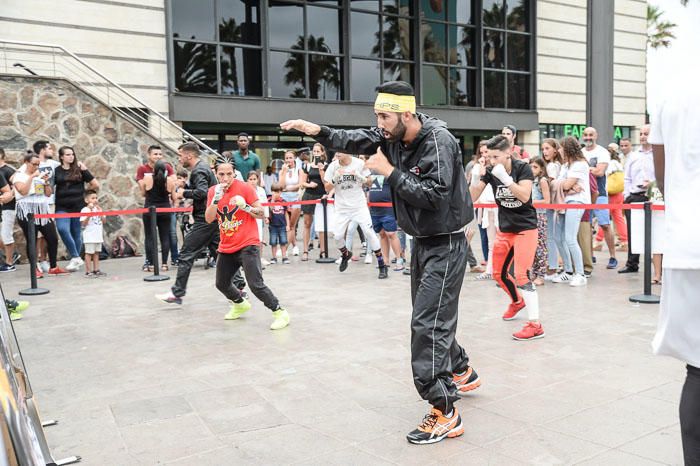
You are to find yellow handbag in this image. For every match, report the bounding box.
[607,171,624,195]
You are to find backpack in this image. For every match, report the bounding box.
[111,235,139,258]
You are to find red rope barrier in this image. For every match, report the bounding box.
[32,200,665,220]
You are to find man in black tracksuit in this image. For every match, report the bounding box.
[281,81,480,445]
[156,143,244,305]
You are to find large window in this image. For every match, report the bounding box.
[349,0,415,102]
[172,0,262,96]
[169,0,534,109]
[482,0,531,109]
[268,0,343,100]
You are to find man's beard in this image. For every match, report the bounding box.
[385,118,407,142]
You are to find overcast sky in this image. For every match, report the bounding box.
[646,0,700,114]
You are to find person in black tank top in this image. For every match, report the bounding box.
[143,160,174,271]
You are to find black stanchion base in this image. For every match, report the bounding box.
[315,257,337,264]
[144,275,170,282]
[629,293,661,304]
[19,287,50,296]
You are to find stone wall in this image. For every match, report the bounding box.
[0,74,179,258]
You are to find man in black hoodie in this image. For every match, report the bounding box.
[281,81,480,445]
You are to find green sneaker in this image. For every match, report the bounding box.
[224,298,251,320]
[270,308,290,330]
[5,299,29,313]
[9,312,22,321]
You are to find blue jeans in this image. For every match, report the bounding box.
[56,213,82,258]
[554,202,585,275]
[546,209,559,270]
[169,212,179,262]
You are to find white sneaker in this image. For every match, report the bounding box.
[364,254,372,264]
[39,261,50,273]
[292,245,300,256]
[335,258,341,265]
[75,257,85,266]
[261,258,270,266]
[544,273,558,282]
[569,274,588,287]
[65,258,80,272]
[551,272,571,283]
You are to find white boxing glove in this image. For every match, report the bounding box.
[211,184,225,204]
[491,163,514,187]
[332,170,344,184]
[354,171,367,185]
[233,194,252,213]
[470,166,481,186]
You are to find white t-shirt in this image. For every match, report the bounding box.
[80,207,104,243]
[558,161,591,204]
[12,170,48,201]
[583,144,610,195]
[39,159,60,205]
[324,158,370,213]
[649,84,700,269]
[606,159,623,175]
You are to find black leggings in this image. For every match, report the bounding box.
[681,365,700,465]
[17,218,59,268]
[143,212,171,265]
[216,246,279,311]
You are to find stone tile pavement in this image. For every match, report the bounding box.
[0,251,685,465]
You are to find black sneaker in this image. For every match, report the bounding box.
[208,259,217,268]
[406,408,464,445]
[0,264,16,273]
[378,265,388,279]
[339,251,352,272]
[11,252,21,266]
[618,266,638,274]
[403,267,411,276]
[155,292,183,305]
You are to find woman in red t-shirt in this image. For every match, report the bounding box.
[205,156,290,330]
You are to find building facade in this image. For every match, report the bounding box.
[2,0,647,167]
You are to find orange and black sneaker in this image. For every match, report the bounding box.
[406,407,464,445]
[453,366,481,393]
[502,299,525,320]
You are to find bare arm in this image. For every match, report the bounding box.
[538,178,551,204]
[590,162,608,177]
[561,177,579,191]
[469,180,486,202]
[205,203,218,224]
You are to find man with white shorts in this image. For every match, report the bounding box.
[650,78,700,465]
[323,152,388,279]
[0,150,18,272]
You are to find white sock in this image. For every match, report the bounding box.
[520,287,540,321]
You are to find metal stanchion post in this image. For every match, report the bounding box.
[19,213,49,296]
[316,198,336,263]
[629,202,660,304]
[144,206,169,282]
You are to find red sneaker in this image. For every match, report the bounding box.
[502,299,525,320]
[452,366,481,393]
[513,322,545,341]
[35,269,43,279]
[48,267,70,276]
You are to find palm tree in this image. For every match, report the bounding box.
[283,35,341,99]
[647,5,677,49]
[173,41,217,93]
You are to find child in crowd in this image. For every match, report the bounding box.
[268,184,289,264]
[247,171,270,265]
[529,157,550,285]
[80,190,105,277]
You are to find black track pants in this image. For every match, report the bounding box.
[681,365,700,466]
[410,232,471,414]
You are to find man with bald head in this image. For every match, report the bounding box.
[619,124,654,274]
[581,126,618,270]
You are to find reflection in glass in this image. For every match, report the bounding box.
[507,0,529,31]
[269,2,304,49]
[483,29,504,68]
[449,25,474,67]
[507,73,529,109]
[351,59,380,102]
[383,0,412,16]
[174,41,217,93]
[421,0,445,21]
[309,54,342,100]
[484,71,505,108]
[220,46,262,96]
[172,0,216,41]
[421,20,447,64]
[448,0,474,25]
[450,68,475,106]
[351,12,380,57]
[422,65,448,105]
[350,0,380,11]
[219,0,261,45]
[383,61,413,84]
[482,0,504,28]
[307,6,342,54]
[313,0,342,6]
[270,51,306,98]
[382,16,412,60]
[507,34,529,71]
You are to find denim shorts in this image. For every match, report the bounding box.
[269,225,288,246]
[592,195,611,226]
[371,214,398,233]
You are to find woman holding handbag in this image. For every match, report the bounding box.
[595,144,627,251]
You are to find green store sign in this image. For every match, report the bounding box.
[563,124,625,139]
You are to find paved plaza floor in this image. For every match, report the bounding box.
[0,250,685,465]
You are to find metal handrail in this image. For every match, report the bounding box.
[0,39,220,158]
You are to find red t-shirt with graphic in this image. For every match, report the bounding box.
[207,180,260,254]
